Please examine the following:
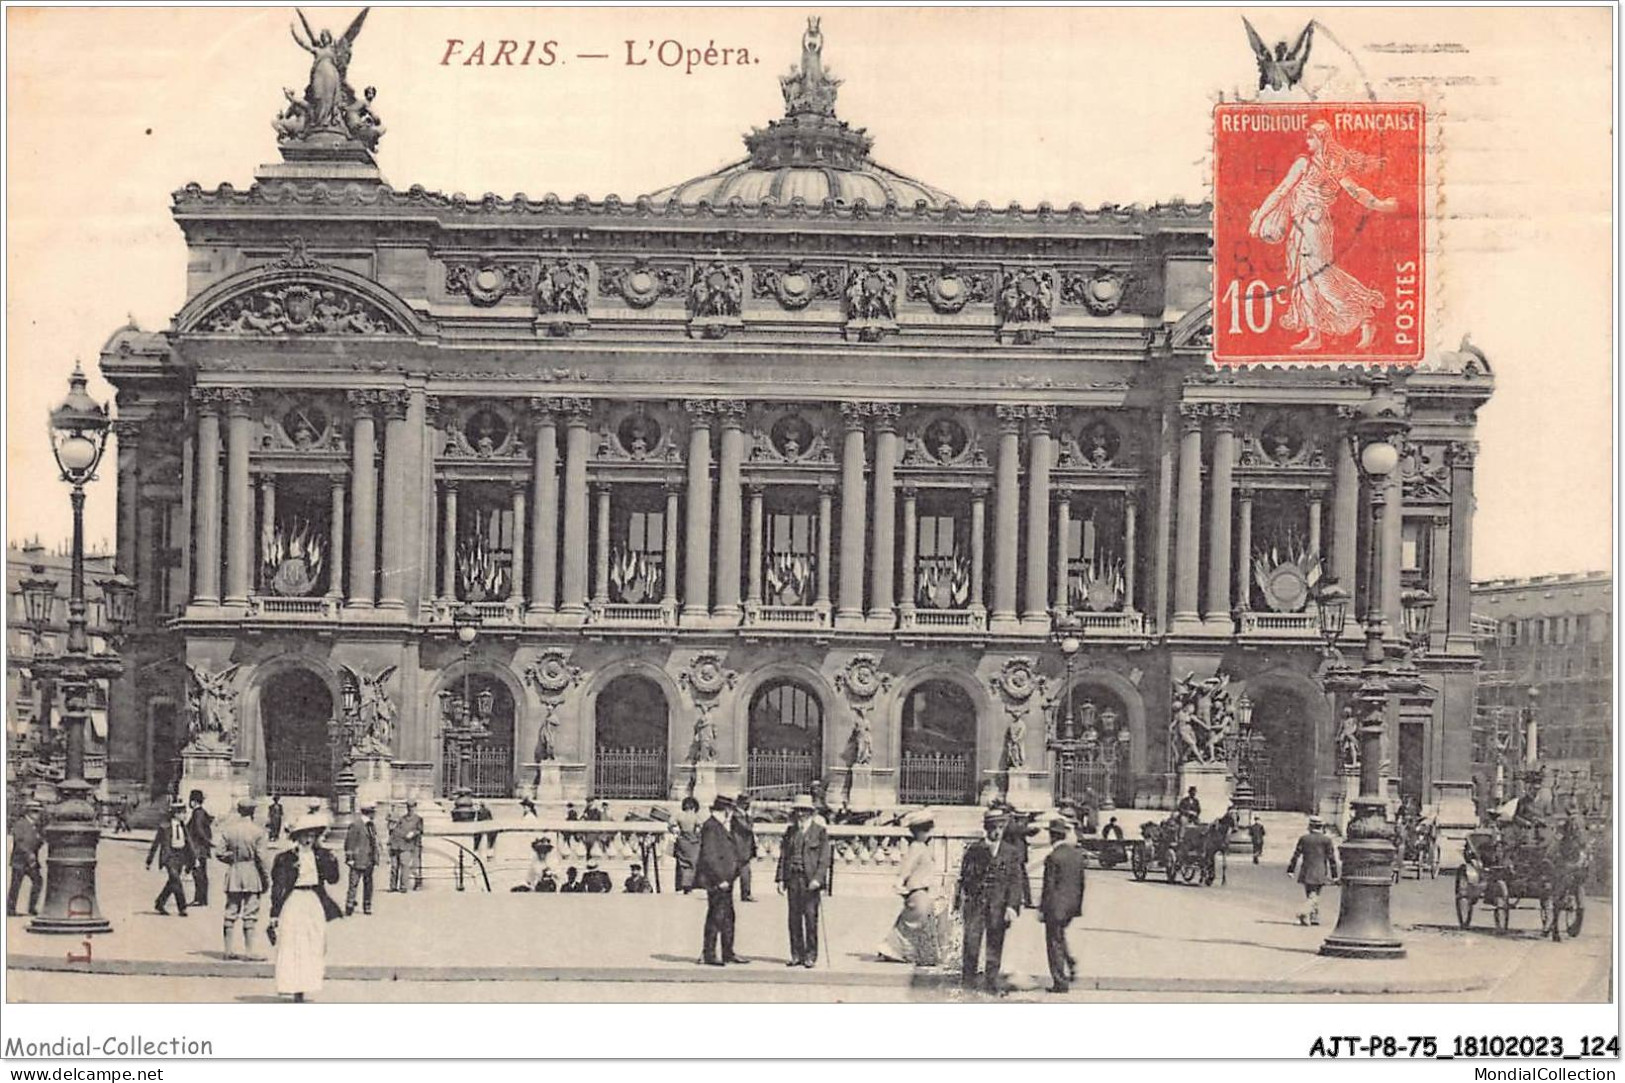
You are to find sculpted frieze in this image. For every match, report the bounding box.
[598,259,687,308]
[444,259,537,306]
[753,261,841,310]
[1060,266,1136,315]
[200,283,404,336]
[906,264,993,314]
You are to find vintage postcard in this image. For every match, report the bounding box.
[1,3,1615,1068]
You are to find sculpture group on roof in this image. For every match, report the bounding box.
[275,8,386,153]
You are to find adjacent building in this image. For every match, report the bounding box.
[100,21,1493,818]
[1472,572,1613,811]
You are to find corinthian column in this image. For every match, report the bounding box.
[1204,402,1238,628]
[1446,441,1478,648]
[377,389,411,611]
[816,481,834,611]
[222,388,255,607]
[1332,406,1360,607]
[529,401,559,614]
[346,390,379,609]
[1171,403,1204,632]
[836,404,867,626]
[899,486,919,620]
[746,485,765,608]
[559,398,593,616]
[191,390,222,605]
[327,477,345,601]
[868,404,900,626]
[682,401,714,621]
[258,476,277,594]
[592,483,612,607]
[1053,490,1072,613]
[991,405,1023,632]
[508,483,527,608]
[713,401,746,621]
[1023,406,1054,627]
[1235,487,1254,616]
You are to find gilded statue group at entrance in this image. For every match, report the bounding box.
[1169,672,1236,765]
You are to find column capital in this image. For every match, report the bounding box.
[900,483,919,500]
[817,477,838,497]
[1208,401,1241,429]
[189,386,224,413]
[870,403,901,433]
[747,482,767,498]
[1177,401,1205,430]
[592,480,613,496]
[665,480,686,497]
[328,473,348,492]
[220,386,256,416]
[684,398,718,419]
[442,478,460,493]
[995,404,1027,433]
[527,395,560,423]
[111,418,144,440]
[970,483,991,500]
[1429,511,1452,528]
[1053,486,1073,505]
[377,388,410,421]
[345,388,380,416]
[1446,440,1479,468]
[1236,485,1256,502]
[716,400,748,428]
[839,401,869,431]
[1025,404,1057,431]
[1335,404,1361,421]
[556,396,594,424]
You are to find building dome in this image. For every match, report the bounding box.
[643,19,958,209]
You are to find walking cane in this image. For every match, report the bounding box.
[820,880,833,970]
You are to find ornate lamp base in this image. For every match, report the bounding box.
[28,782,112,936]
[1319,822,1405,959]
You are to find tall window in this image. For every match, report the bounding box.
[764,494,817,606]
[1065,500,1127,611]
[916,493,971,609]
[456,485,516,601]
[610,488,665,604]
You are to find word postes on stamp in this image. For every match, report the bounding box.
[1213,102,1424,365]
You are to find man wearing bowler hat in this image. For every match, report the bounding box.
[697,795,749,966]
[1286,814,1339,926]
[776,794,831,967]
[186,790,214,908]
[344,803,381,916]
[1039,814,1087,993]
[955,808,1027,993]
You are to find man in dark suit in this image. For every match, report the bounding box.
[697,795,748,966]
[6,801,46,917]
[344,803,381,916]
[581,860,613,893]
[186,790,214,908]
[955,809,1027,993]
[1286,815,1340,925]
[266,795,284,842]
[146,798,195,917]
[775,793,831,967]
[1177,786,1202,824]
[731,795,760,902]
[1039,816,1087,993]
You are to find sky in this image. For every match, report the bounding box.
[5,6,1613,579]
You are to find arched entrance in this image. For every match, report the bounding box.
[1051,681,1133,807]
[899,679,978,804]
[263,668,335,798]
[593,674,669,799]
[746,679,823,795]
[1242,685,1318,812]
[438,673,516,798]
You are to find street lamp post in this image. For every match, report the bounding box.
[30,364,126,936]
[444,602,486,821]
[1047,611,1086,804]
[1318,374,1407,960]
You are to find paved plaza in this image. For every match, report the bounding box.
[6,834,1610,1002]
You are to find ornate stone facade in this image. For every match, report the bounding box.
[100,19,1491,815]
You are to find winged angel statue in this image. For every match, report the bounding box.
[1242,17,1315,94]
[186,663,241,752]
[275,8,385,151]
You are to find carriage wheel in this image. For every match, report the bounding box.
[1454,867,1476,928]
[1130,843,1148,882]
[1490,880,1512,932]
[1566,889,1586,938]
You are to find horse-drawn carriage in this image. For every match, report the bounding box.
[1454,822,1588,941]
[1130,813,1235,885]
[1394,814,1442,880]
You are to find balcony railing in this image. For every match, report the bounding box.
[247,595,339,619]
[901,608,986,631]
[1238,611,1317,635]
[588,602,676,627]
[743,604,830,628]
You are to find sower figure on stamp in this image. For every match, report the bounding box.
[955,808,1027,994]
[696,795,749,966]
[776,794,831,968]
[1039,815,1087,993]
[344,803,380,916]
[147,797,196,917]
[6,801,45,917]
[215,797,270,960]
[1286,815,1340,926]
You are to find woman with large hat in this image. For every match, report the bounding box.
[268,810,342,1002]
[877,809,950,965]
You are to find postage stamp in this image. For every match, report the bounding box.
[1213,102,1425,365]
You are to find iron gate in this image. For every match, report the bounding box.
[898,751,973,805]
[594,746,668,800]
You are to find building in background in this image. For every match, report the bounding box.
[98,19,1492,821]
[1472,572,1612,813]
[5,542,116,802]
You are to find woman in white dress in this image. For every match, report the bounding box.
[268,811,342,1002]
[878,810,948,965]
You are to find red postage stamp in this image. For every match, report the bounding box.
[1213,102,1424,365]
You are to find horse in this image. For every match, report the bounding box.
[1542,817,1590,942]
